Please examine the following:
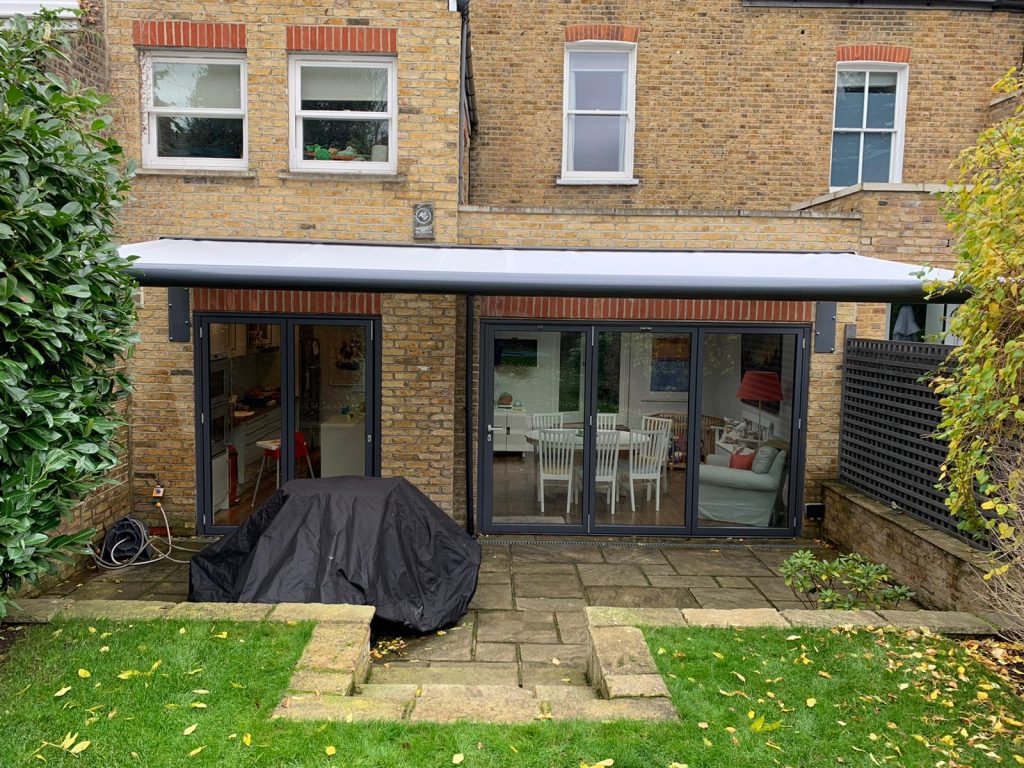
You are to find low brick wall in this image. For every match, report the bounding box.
[822,480,990,612]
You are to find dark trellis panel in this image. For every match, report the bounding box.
[837,338,971,541]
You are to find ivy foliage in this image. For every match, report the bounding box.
[930,69,1024,559]
[0,12,136,613]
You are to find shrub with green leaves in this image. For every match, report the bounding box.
[780,550,914,610]
[0,12,136,615]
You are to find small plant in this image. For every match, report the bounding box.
[780,550,914,610]
[304,144,332,160]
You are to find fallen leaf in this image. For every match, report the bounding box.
[99,646,109,653]
[806,698,817,707]
[183,724,198,736]
[453,754,465,765]
[192,689,210,695]
[69,741,90,755]
[188,746,206,757]
[190,702,207,709]
[698,722,709,729]
[326,745,337,756]
[243,733,252,747]
[212,632,228,640]
[77,669,90,679]
[54,686,72,698]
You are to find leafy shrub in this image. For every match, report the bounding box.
[780,550,914,610]
[0,11,136,614]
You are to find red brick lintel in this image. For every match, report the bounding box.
[131,21,246,50]
[286,25,397,53]
[836,44,911,64]
[192,289,381,315]
[565,24,639,44]
[480,297,812,323]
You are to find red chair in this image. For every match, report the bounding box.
[251,432,315,507]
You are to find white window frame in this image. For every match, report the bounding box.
[829,62,908,191]
[0,1,77,18]
[141,51,248,171]
[559,41,638,185]
[289,54,398,175]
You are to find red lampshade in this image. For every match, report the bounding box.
[737,371,784,402]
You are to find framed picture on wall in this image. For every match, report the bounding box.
[650,335,690,392]
[329,328,365,387]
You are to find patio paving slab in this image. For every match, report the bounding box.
[585,586,699,609]
[520,662,588,688]
[534,684,599,701]
[513,574,585,598]
[511,562,580,575]
[682,608,790,628]
[547,697,678,721]
[370,663,519,686]
[555,611,589,644]
[477,570,513,585]
[166,602,272,621]
[641,568,718,589]
[469,584,514,610]
[476,610,560,643]
[586,607,687,628]
[475,642,517,662]
[515,596,588,612]
[748,576,801,600]
[1,598,70,624]
[355,684,419,699]
[877,610,997,636]
[604,674,671,699]
[410,695,541,723]
[403,619,475,662]
[275,694,408,722]
[511,544,606,563]
[715,576,753,589]
[61,599,176,620]
[663,550,775,577]
[289,670,354,695]
[519,642,587,664]
[270,603,374,624]
[781,609,884,628]
[690,587,774,610]
[577,564,649,587]
[600,547,669,565]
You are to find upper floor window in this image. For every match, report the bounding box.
[289,55,397,174]
[142,52,247,171]
[830,63,908,189]
[559,43,637,185]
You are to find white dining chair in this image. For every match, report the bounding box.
[596,412,618,430]
[531,413,564,500]
[594,429,620,516]
[629,428,669,513]
[642,415,673,488]
[537,428,576,517]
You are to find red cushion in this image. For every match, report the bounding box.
[729,451,755,470]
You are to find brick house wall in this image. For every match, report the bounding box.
[107,1,463,528]
[467,0,1024,210]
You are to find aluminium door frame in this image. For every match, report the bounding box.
[194,312,381,536]
[477,319,810,537]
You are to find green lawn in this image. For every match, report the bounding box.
[0,618,1021,767]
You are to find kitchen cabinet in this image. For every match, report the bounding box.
[209,323,247,359]
[320,415,366,477]
[231,407,281,485]
[491,410,531,453]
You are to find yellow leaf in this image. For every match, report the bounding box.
[212,632,228,640]
[183,724,198,736]
[669,764,690,768]
[77,669,91,679]
[657,647,667,655]
[551,658,561,665]
[192,689,210,695]
[702,737,713,748]
[977,691,989,701]
[806,698,817,707]
[188,746,206,758]
[179,627,187,634]
[818,671,832,679]
[69,741,90,755]
[732,672,746,683]
[437,630,447,636]
[54,686,72,697]
[148,660,162,675]
[186,669,204,676]
[698,722,709,729]
[240,732,251,747]
[99,646,109,653]
[60,733,77,750]
[750,714,766,732]
[453,754,465,765]
[325,745,337,756]
[117,670,140,680]
[712,651,725,660]
[190,702,207,709]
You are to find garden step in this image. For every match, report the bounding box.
[368,662,519,686]
[547,697,679,721]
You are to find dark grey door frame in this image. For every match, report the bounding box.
[477,320,810,537]
[194,312,381,535]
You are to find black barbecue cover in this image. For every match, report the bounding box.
[188,476,481,633]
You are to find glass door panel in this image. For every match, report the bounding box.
[486,329,587,527]
[696,332,796,531]
[208,321,283,528]
[294,323,370,480]
[593,331,690,528]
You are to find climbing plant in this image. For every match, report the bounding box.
[929,68,1024,633]
[0,11,136,615]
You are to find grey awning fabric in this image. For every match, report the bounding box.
[119,238,958,301]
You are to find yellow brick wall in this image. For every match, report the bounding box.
[110,1,463,526]
[467,0,1024,210]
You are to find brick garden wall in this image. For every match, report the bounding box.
[466,0,1024,210]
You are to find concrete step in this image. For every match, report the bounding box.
[368,662,519,686]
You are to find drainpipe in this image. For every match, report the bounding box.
[465,294,475,536]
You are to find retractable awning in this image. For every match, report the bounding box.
[120,238,958,301]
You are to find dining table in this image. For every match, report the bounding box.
[523,428,651,449]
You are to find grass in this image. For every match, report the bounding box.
[0,618,1022,767]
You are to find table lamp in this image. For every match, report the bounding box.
[736,371,784,436]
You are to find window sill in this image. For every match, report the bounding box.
[278,170,406,183]
[136,167,256,179]
[556,177,640,186]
